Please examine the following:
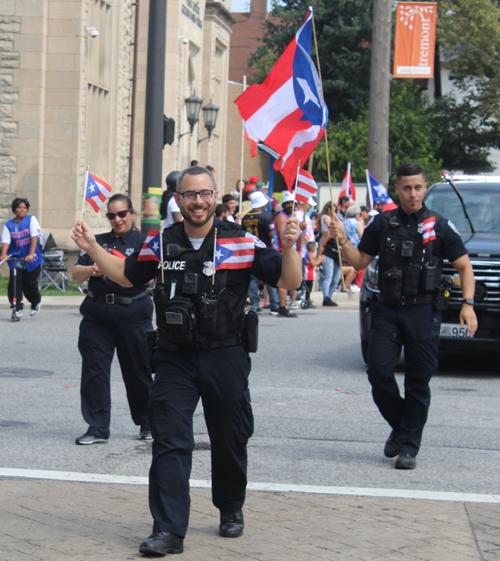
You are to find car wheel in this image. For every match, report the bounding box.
[361,339,369,364]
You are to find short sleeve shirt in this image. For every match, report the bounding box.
[358,205,468,263]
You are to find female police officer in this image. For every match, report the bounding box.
[72,166,302,556]
[72,193,154,445]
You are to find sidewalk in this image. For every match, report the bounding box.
[1,476,499,560]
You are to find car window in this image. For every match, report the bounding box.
[425,184,500,234]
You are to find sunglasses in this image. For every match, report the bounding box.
[106,209,132,220]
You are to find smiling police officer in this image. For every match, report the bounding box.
[72,166,302,556]
[331,162,477,470]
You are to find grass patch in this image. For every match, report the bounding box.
[0,277,86,297]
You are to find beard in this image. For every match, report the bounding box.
[180,200,216,227]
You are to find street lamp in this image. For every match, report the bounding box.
[201,100,219,140]
[185,93,203,135]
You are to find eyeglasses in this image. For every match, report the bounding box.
[177,190,216,201]
[106,209,132,220]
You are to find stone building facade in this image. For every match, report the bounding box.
[0,0,234,272]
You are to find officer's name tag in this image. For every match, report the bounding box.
[160,260,186,271]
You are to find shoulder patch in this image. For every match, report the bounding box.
[245,231,266,248]
[79,249,87,256]
[447,220,460,235]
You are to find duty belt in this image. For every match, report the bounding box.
[379,293,434,307]
[157,334,241,352]
[88,290,148,305]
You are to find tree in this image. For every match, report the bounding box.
[314,82,442,191]
[248,0,374,122]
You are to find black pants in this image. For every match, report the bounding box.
[8,265,41,310]
[367,302,441,457]
[78,295,154,439]
[149,345,253,537]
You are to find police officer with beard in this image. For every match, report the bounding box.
[72,166,302,556]
[331,163,477,470]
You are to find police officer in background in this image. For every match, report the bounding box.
[72,166,302,556]
[72,194,154,445]
[331,163,477,470]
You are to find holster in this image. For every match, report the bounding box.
[146,330,158,375]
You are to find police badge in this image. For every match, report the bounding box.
[203,261,215,276]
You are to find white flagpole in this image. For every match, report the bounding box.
[366,169,374,208]
[291,159,301,216]
[81,167,90,221]
[348,162,352,200]
[160,228,164,284]
[239,76,247,213]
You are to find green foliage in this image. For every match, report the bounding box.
[425,95,500,173]
[247,0,373,122]
[314,82,442,190]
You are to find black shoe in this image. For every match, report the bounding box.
[323,298,338,307]
[139,532,184,556]
[139,426,153,440]
[219,509,244,538]
[384,429,399,458]
[395,452,417,470]
[75,432,108,445]
[278,306,297,318]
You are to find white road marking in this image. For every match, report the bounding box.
[1,468,499,504]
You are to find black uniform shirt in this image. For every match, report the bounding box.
[358,204,468,263]
[77,227,148,296]
[124,218,283,289]
[241,209,275,248]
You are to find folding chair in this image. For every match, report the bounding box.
[39,234,69,292]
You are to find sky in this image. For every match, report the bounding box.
[231,0,274,13]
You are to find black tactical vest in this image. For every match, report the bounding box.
[378,208,443,306]
[153,221,250,348]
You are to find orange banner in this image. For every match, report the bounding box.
[394,2,437,79]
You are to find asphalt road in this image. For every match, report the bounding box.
[1,301,499,496]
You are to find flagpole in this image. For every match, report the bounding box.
[311,12,345,290]
[212,227,218,287]
[239,76,247,212]
[159,228,164,284]
[291,159,301,216]
[81,166,90,222]
[366,169,373,208]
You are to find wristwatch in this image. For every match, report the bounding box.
[462,298,474,306]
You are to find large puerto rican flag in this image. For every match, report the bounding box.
[235,7,328,189]
[215,236,255,270]
[295,169,318,204]
[138,230,162,262]
[366,169,397,210]
[84,171,112,212]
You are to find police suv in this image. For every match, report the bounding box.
[359,176,500,362]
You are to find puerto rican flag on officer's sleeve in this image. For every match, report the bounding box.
[84,171,112,212]
[422,217,437,245]
[215,236,255,270]
[234,7,328,190]
[366,169,397,210]
[295,169,318,204]
[138,230,161,262]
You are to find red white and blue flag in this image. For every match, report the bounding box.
[422,217,437,245]
[366,169,397,210]
[85,171,112,212]
[244,122,258,158]
[295,169,318,204]
[138,230,162,262]
[338,163,356,203]
[235,7,328,189]
[215,235,255,270]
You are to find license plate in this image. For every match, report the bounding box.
[439,323,473,338]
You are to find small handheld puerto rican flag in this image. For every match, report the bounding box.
[85,171,112,212]
[295,169,318,204]
[215,236,255,270]
[138,230,162,262]
[422,217,437,245]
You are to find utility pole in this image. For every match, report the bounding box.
[368,0,392,188]
[141,0,167,234]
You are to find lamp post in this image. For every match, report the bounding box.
[201,101,219,140]
[185,93,203,134]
